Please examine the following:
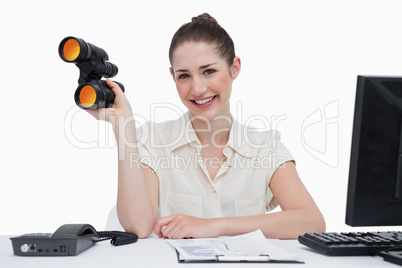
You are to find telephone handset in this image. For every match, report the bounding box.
[10,224,138,256]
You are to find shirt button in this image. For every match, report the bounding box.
[211,188,216,193]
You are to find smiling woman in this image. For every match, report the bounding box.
[86,12,325,239]
[169,41,240,122]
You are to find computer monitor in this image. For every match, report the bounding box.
[346,75,402,226]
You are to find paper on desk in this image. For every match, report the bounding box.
[167,229,302,262]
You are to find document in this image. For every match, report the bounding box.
[167,229,303,263]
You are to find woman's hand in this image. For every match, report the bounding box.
[86,78,133,123]
[154,213,219,239]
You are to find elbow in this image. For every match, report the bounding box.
[318,215,326,233]
[313,217,326,233]
[306,210,326,234]
[124,225,154,239]
[118,214,157,239]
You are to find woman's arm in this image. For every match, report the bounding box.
[114,120,159,238]
[154,161,325,239]
[87,79,159,238]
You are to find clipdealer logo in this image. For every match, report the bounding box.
[301,100,339,167]
[64,100,340,168]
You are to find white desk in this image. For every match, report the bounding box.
[0,235,396,268]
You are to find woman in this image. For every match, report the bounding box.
[88,13,325,239]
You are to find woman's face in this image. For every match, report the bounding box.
[170,41,240,122]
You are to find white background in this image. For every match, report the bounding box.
[1,0,402,235]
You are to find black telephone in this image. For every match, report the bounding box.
[10,224,138,256]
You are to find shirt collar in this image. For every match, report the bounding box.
[168,111,199,152]
[169,112,254,158]
[226,117,254,158]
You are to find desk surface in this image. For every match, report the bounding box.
[0,235,395,268]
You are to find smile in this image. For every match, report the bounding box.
[192,96,216,105]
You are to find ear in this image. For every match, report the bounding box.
[169,67,176,82]
[231,56,241,80]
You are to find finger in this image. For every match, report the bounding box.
[154,215,174,238]
[106,78,124,97]
[154,221,163,238]
[169,220,193,239]
[162,220,179,239]
[160,214,186,239]
[170,225,186,239]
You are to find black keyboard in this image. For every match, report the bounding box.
[298,231,402,259]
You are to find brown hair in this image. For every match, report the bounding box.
[169,13,236,67]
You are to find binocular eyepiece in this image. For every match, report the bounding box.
[59,36,124,110]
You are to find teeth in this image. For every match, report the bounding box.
[194,96,214,105]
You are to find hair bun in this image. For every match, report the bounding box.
[191,13,219,25]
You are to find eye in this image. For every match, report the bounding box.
[178,73,190,80]
[204,69,216,75]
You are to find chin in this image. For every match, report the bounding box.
[189,110,216,122]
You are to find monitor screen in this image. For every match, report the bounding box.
[346,75,402,226]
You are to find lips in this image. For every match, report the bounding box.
[190,95,217,108]
[193,96,215,104]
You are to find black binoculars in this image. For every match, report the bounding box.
[59,36,124,110]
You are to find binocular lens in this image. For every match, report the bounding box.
[59,36,89,63]
[74,80,123,110]
[62,38,80,62]
[79,85,97,108]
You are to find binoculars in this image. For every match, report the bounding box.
[59,36,124,110]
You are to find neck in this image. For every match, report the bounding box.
[189,110,232,147]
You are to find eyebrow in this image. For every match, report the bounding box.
[175,63,216,73]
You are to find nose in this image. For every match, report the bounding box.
[190,76,208,97]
